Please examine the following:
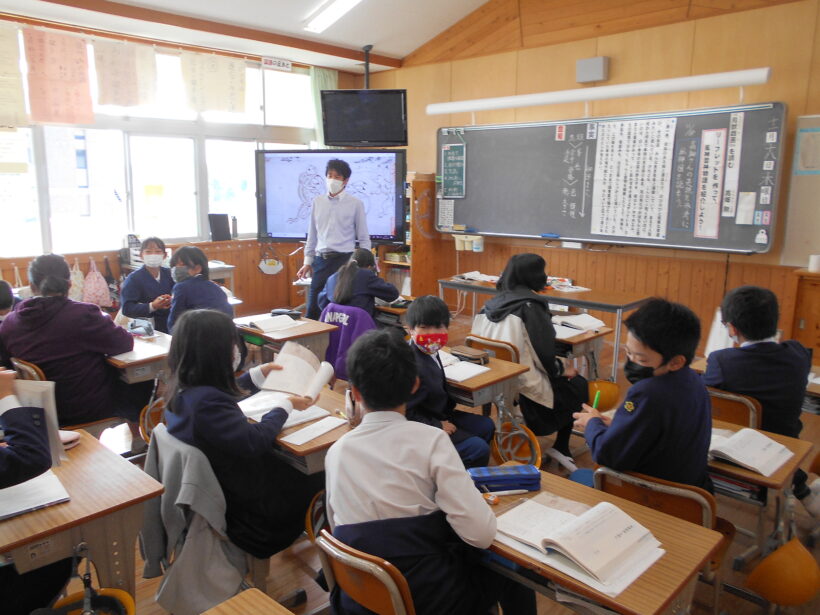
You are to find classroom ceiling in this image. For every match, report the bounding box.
[0,0,489,72]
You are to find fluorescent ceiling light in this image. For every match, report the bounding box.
[426,68,771,115]
[304,0,363,33]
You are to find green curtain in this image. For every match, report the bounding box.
[310,66,338,147]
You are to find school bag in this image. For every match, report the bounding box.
[68,258,85,301]
[103,256,121,310]
[82,258,112,307]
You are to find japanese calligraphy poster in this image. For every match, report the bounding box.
[181,51,245,113]
[591,118,676,239]
[0,25,26,128]
[94,40,156,107]
[23,28,93,124]
[694,128,727,239]
[721,113,744,217]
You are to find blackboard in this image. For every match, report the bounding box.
[435,102,786,253]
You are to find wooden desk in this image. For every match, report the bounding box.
[273,388,349,475]
[203,588,295,615]
[439,277,650,381]
[490,472,722,615]
[708,419,813,567]
[0,431,163,597]
[692,357,820,398]
[557,326,614,379]
[235,315,337,360]
[374,299,413,328]
[107,332,171,383]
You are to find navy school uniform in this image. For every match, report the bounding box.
[120,265,174,333]
[584,367,713,491]
[406,344,495,468]
[317,267,399,317]
[164,371,323,558]
[167,275,233,332]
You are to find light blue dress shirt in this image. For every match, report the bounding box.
[304,190,371,265]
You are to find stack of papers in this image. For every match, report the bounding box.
[234,314,306,334]
[552,314,606,331]
[280,416,346,446]
[459,271,499,283]
[0,470,70,521]
[444,361,490,382]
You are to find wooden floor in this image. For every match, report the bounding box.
[87,312,820,614]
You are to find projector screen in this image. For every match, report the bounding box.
[256,149,406,242]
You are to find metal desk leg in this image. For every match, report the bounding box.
[611,308,624,382]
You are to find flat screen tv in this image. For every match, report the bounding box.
[256,149,406,243]
[321,89,407,147]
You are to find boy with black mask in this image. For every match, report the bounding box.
[571,298,712,491]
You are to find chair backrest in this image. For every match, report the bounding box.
[745,537,820,606]
[707,387,761,429]
[464,334,519,364]
[10,356,46,381]
[316,529,415,615]
[139,397,166,444]
[305,489,329,543]
[587,380,621,411]
[320,303,377,381]
[593,466,716,529]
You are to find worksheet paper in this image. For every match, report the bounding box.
[0,470,70,521]
[280,416,346,446]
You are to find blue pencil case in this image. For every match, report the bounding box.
[468,465,541,492]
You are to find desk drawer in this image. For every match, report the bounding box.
[448,386,494,407]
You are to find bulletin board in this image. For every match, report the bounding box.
[435,102,786,253]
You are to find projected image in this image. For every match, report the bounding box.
[261,151,399,239]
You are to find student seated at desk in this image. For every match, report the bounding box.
[0,369,73,615]
[572,299,712,491]
[0,280,21,322]
[120,236,174,333]
[405,295,495,468]
[703,285,817,515]
[163,309,323,558]
[472,253,587,471]
[167,245,233,332]
[325,329,536,615]
[0,254,151,430]
[317,248,398,318]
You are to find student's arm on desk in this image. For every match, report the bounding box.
[430,429,496,548]
[80,302,133,355]
[580,390,660,470]
[0,371,52,488]
[366,272,399,302]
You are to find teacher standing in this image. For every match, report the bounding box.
[297,159,370,320]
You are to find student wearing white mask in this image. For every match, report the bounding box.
[120,236,174,333]
[297,159,370,320]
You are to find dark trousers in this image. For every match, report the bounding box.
[450,410,495,468]
[306,252,351,320]
[0,557,72,615]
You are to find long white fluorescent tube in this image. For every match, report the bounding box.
[426,68,771,115]
[304,0,363,33]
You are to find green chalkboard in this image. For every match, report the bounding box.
[441,142,466,198]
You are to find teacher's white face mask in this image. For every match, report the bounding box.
[326,177,344,195]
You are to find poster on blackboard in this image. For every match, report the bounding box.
[441,143,466,198]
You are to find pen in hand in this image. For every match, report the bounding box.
[592,390,601,410]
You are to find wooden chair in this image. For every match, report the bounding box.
[594,467,735,615]
[745,537,820,610]
[10,356,123,439]
[464,333,520,418]
[706,387,762,429]
[139,397,166,444]
[316,529,416,615]
[587,379,620,411]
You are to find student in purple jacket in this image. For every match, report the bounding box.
[0,254,151,429]
[318,248,398,317]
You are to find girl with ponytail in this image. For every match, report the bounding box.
[317,248,399,317]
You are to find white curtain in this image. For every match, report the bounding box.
[310,66,338,148]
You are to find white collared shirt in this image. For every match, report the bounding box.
[740,335,778,347]
[324,410,496,548]
[0,394,21,417]
[304,190,371,265]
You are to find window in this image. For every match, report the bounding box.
[206,139,258,235]
[263,70,315,128]
[46,127,128,253]
[130,136,197,239]
[0,129,41,257]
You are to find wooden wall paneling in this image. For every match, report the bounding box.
[449,51,519,126]
[591,21,695,118]
[336,71,363,89]
[687,0,803,19]
[519,0,690,49]
[514,39,597,124]
[808,0,820,115]
[409,175,441,297]
[0,249,123,288]
[368,71,397,89]
[403,0,522,67]
[396,62,453,173]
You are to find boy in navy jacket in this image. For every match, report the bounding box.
[573,299,713,491]
[703,285,815,514]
